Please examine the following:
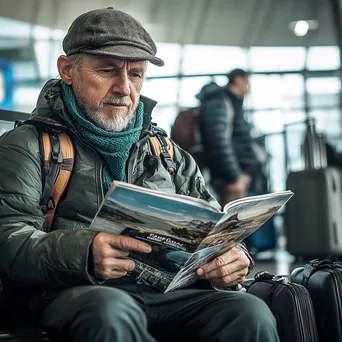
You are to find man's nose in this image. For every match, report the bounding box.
[111,73,130,96]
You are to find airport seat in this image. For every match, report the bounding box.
[0,327,54,341]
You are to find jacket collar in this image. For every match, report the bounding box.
[139,95,157,132]
[225,88,244,105]
[32,79,157,134]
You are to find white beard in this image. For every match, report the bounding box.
[73,86,135,132]
[86,106,135,132]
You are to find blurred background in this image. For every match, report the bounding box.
[1,0,342,274]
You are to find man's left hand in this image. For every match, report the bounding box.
[196,247,250,287]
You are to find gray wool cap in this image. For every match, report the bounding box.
[63,7,164,66]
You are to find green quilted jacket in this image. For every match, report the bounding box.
[0,80,252,290]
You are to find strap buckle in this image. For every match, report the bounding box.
[155,135,176,175]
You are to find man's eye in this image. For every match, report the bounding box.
[130,73,142,78]
[100,69,115,73]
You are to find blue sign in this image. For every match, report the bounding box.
[0,58,14,110]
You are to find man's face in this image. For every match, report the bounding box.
[70,54,145,131]
[235,75,249,97]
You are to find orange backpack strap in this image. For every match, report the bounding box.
[41,130,74,232]
[20,117,75,232]
[149,134,175,175]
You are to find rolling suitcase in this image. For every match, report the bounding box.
[285,118,342,257]
[247,271,319,342]
[291,259,342,342]
[285,168,342,257]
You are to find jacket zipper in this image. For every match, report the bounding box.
[126,143,138,185]
[72,135,104,203]
[126,137,149,184]
[98,163,104,202]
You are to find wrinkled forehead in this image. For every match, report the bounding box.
[85,54,145,66]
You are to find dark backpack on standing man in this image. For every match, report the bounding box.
[170,107,206,167]
[171,97,235,168]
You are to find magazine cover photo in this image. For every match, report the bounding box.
[91,185,223,252]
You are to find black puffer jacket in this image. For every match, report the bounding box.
[197,83,258,184]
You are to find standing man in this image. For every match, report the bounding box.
[0,8,278,342]
[198,69,261,205]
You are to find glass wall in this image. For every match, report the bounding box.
[1,17,341,192]
[142,45,342,192]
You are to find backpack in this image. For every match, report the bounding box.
[170,107,205,167]
[171,98,236,168]
[15,117,75,233]
[15,118,175,232]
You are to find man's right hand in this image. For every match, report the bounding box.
[92,232,152,280]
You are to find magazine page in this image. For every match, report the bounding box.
[108,181,222,212]
[198,191,293,251]
[222,191,292,213]
[90,181,224,292]
[164,190,293,292]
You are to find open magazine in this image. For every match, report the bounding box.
[90,181,293,293]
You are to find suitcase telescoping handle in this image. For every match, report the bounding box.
[302,118,328,170]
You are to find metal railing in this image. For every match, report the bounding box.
[0,109,29,122]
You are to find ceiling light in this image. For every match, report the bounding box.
[294,20,309,37]
[289,20,319,37]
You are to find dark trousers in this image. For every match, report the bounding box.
[39,279,279,342]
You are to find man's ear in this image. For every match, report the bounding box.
[57,55,73,85]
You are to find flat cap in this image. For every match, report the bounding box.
[63,7,164,66]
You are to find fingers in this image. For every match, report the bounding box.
[92,233,152,280]
[198,259,248,280]
[209,268,248,287]
[100,248,130,259]
[94,257,136,280]
[197,248,242,276]
[196,248,250,286]
[108,234,152,253]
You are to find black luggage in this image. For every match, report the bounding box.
[285,118,342,258]
[247,271,319,342]
[285,168,342,257]
[291,259,342,342]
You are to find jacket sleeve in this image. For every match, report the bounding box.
[199,92,242,184]
[173,146,254,273]
[0,126,100,288]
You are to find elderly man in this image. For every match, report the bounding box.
[0,8,279,342]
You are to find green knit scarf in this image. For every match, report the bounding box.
[61,82,144,193]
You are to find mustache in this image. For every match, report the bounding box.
[101,96,132,107]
